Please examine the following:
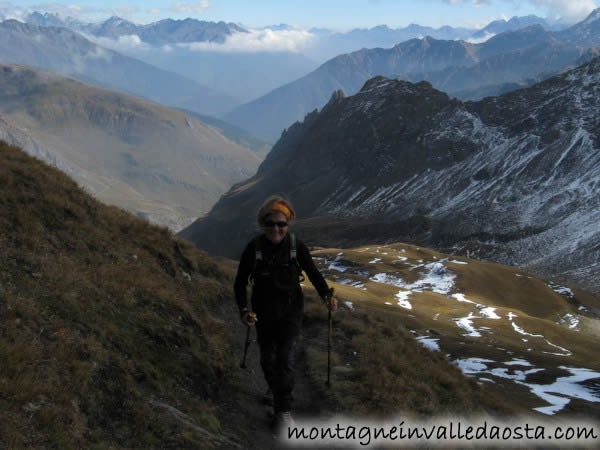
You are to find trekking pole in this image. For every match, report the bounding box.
[240,312,257,369]
[326,288,335,386]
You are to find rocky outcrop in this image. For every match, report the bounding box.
[182,57,600,293]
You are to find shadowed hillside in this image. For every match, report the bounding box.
[0,141,239,446]
[0,142,529,446]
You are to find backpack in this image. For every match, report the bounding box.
[251,233,305,289]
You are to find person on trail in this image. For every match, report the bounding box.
[234,195,337,430]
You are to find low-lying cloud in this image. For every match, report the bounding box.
[85,33,154,54]
[177,28,316,53]
[465,31,496,43]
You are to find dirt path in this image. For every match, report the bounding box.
[216,322,328,449]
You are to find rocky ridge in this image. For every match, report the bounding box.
[224,9,600,140]
[182,57,600,293]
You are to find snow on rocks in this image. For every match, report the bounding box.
[548,281,575,298]
[370,272,406,287]
[328,253,351,272]
[558,313,580,330]
[395,262,456,294]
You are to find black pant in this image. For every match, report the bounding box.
[255,317,301,413]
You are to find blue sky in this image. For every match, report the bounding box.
[5,0,599,29]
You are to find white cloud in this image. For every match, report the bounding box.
[466,31,496,42]
[113,5,140,18]
[177,28,316,53]
[0,4,27,21]
[442,0,598,23]
[531,0,598,22]
[172,1,210,14]
[82,33,153,53]
[443,0,491,5]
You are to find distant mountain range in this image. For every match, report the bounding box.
[24,11,563,51]
[19,12,319,106]
[0,64,261,230]
[25,12,247,44]
[0,19,238,117]
[224,8,600,140]
[16,11,573,109]
[307,14,566,61]
[181,55,600,294]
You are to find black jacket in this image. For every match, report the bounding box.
[234,233,330,322]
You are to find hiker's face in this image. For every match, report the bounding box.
[263,212,288,244]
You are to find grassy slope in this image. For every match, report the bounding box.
[305,244,600,416]
[3,141,571,447]
[0,141,239,447]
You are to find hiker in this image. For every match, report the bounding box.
[234,195,337,429]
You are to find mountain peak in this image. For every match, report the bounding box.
[104,16,132,26]
[582,7,600,25]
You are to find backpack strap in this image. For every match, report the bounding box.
[289,233,305,282]
[289,232,297,261]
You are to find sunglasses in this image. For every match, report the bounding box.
[264,221,288,228]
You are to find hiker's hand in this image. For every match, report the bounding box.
[240,310,257,327]
[327,297,338,312]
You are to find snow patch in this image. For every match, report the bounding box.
[416,336,440,352]
[452,293,476,304]
[455,313,482,337]
[454,359,600,415]
[395,290,412,310]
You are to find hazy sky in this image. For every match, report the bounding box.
[6,0,599,29]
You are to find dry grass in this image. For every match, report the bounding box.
[301,292,516,419]
[0,142,237,447]
[301,242,600,418]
